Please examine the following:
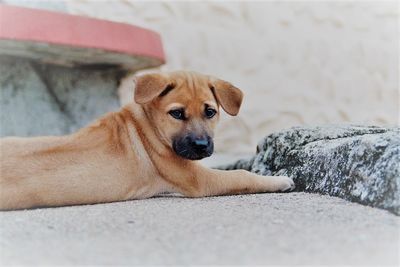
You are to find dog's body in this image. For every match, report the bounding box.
[0,71,294,210]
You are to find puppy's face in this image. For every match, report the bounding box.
[134,71,243,160]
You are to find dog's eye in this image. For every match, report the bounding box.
[205,108,217,119]
[168,109,185,120]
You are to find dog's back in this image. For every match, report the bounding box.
[0,111,146,209]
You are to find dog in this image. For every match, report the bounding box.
[0,71,294,210]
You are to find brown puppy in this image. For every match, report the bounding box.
[0,71,294,210]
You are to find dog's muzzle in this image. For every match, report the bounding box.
[173,134,214,160]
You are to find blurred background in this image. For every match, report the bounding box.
[1,0,399,156]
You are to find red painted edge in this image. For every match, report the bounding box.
[0,4,165,64]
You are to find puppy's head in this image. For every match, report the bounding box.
[134,71,243,160]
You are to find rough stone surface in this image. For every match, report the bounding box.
[0,193,399,265]
[220,125,400,215]
[0,55,123,137]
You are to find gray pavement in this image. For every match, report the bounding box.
[0,192,399,265]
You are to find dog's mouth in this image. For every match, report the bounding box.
[172,135,214,160]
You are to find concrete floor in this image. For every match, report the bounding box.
[1,192,399,265]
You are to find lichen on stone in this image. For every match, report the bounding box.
[218,125,400,215]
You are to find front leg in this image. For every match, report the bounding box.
[173,165,295,197]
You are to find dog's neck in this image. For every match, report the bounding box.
[124,103,174,158]
[123,103,194,178]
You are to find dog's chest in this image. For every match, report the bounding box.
[124,169,171,200]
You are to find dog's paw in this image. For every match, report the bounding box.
[271,176,295,192]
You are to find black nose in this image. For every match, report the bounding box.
[173,134,214,160]
[191,138,209,151]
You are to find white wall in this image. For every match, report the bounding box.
[6,0,399,154]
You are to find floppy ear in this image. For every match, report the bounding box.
[209,79,244,116]
[134,73,174,104]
